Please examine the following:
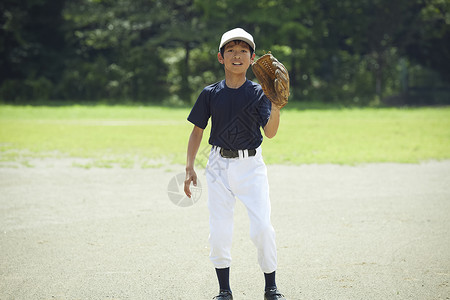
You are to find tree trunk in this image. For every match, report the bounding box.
[180,42,191,102]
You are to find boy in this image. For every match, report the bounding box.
[184,28,287,300]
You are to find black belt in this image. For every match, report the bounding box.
[216,147,257,159]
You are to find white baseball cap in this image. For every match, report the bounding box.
[219,28,255,52]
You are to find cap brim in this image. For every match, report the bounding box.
[220,38,255,51]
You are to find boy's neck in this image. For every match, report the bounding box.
[225,73,247,89]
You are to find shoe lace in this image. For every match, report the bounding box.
[268,288,285,297]
[213,290,232,299]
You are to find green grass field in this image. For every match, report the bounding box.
[0,105,449,167]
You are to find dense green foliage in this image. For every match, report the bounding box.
[1,0,449,105]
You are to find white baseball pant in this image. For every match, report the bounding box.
[205,146,277,274]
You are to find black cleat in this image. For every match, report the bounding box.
[213,290,233,300]
[264,288,286,300]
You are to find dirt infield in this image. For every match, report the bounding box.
[1,160,449,300]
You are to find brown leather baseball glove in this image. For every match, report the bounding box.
[251,52,290,109]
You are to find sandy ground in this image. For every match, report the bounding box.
[0,159,449,300]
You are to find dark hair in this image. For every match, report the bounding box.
[220,40,254,58]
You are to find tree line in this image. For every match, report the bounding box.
[1,0,449,105]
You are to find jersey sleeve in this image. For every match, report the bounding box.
[187,88,211,129]
[257,87,272,128]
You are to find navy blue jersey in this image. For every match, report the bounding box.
[188,79,272,150]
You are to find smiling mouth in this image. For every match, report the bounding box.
[232,62,243,65]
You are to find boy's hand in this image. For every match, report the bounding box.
[184,168,198,198]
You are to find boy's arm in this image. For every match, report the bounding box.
[184,125,204,198]
[263,105,280,139]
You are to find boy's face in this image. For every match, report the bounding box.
[218,41,255,75]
